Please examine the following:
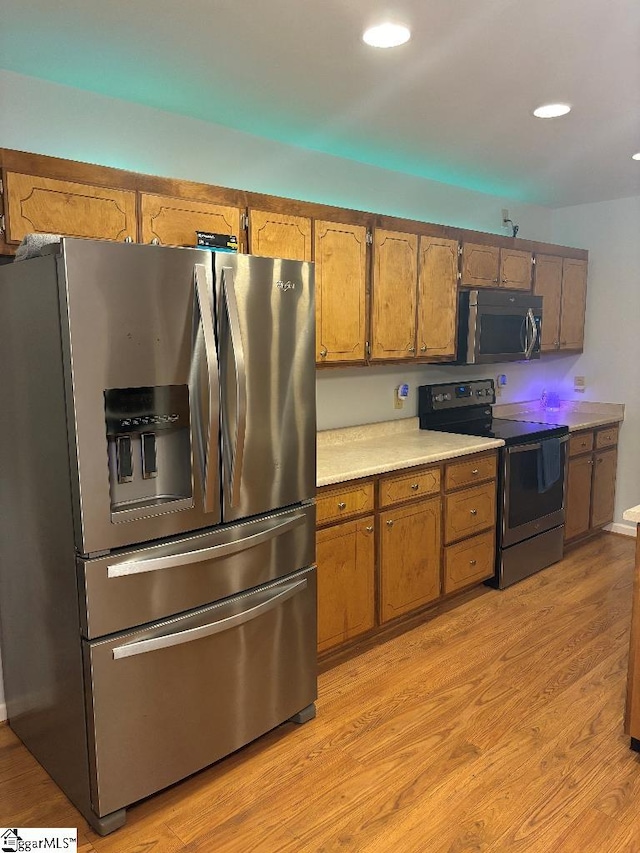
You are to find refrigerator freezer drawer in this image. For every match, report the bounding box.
[83,566,317,817]
[80,503,315,639]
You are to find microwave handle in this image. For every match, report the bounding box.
[524,308,539,359]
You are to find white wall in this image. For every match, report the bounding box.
[550,196,640,533]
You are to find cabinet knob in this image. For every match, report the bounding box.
[493,277,499,283]
[420,344,427,352]
[408,345,416,353]
[469,559,477,566]
[365,525,374,533]
[150,237,160,245]
[338,501,346,510]
[386,519,394,527]
[319,347,328,358]
[124,236,133,243]
[411,483,419,491]
[470,509,478,516]
[472,469,479,475]
[502,277,508,283]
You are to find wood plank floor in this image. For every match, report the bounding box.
[2,532,640,852]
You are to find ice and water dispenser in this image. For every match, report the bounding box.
[105,385,193,518]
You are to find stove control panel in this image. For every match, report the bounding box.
[418,379,495,413]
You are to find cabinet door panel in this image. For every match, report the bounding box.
[591,449,617,529]
[560,259,588,350]
[316,517,375,652]
[379,497,441,622]
[417,237,459,358]
[500,249,532,291]
[315,221,367,363]
[565,455,593,540]
[534,254,563,351]
[248,210,312,261]
[371,229,418,360]
[4,171,136,244]
[140,193,240,248]
[460,243,499,288]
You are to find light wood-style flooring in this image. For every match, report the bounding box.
[1,532,639,852]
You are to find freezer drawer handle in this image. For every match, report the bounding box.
[111,577,308,659]
[194,263,220,514]
[107,511,307,578]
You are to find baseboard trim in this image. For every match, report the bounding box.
[605,522,637,538]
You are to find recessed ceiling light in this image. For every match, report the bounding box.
[533,103,572,119]
[633,152,640,161]
[362,22,411,49]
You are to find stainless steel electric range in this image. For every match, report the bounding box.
[418,379,569,589]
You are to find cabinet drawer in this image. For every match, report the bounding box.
[569,431,594,457]
[444,530,496,594]
[445,454,497,491]
[316,482,374,525]
[379,467,440,508]
[595,425,619,449]
[444,481,496,544]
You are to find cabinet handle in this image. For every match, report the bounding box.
[469,559,477,566]
[470,509,478,516]
[472,469,479,475]
[411,483,419,491]
[365,525,374,533]
[319,347,328,358]
[338,502,346,510]
[420,344,427,352]
[387,519,394,527]
[581,442,587,448]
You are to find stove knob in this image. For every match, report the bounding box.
[434,393,444,403]
[443,393,452,401]
[476,389,483,397]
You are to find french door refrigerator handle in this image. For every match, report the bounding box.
[106,511,307,577]
[222,266,247,507]
[194,263,220,514]
[111,577,308,659]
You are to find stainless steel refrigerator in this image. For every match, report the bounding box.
[0,238,317,834]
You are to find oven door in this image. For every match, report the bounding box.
[501,437,568,548]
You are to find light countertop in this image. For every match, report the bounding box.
[317,418,503,488]
[492,400,624,432]
[623,507,640,524]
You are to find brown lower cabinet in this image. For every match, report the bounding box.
[565,424,619,543]
[316,517,375,653]
[315,450,498,655]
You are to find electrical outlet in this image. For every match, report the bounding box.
[574,375,586,393]
[394,396,404,410]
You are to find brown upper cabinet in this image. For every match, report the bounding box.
[461,242,532,291]
[247,209,312,261]
[370,229,418,360]
[140,193,242,249]
[0,149,589,367]
[314,220,368,364]
[370,230,459,362]
[534,254,587,352]
[417,236,459,359]
[3,171,137,245]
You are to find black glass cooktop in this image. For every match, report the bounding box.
[428,417,569,446]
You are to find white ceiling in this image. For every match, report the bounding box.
[1,0,639,208]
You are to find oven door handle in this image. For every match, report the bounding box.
[506,435,569,454]
[524,308,539,359]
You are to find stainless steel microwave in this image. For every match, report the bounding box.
[456,289,543,364]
